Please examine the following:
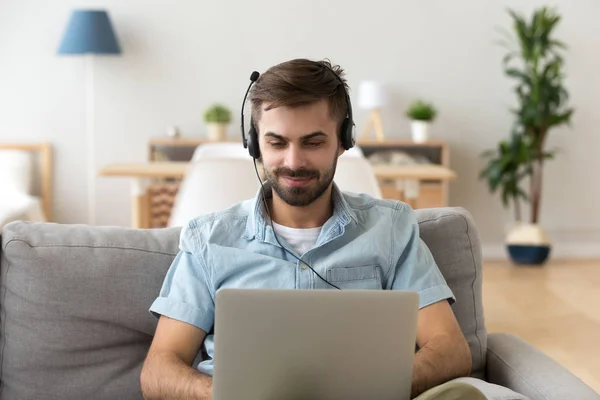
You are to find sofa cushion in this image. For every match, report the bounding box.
[0,206,486,398]
[0,222,181,400]
[416,207,487,379]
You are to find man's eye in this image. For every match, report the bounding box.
[306,141,323,147]
[269,142,285,148]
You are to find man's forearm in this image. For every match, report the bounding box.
[411,334,471,398]
[141,350,212,400]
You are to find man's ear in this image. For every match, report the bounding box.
[336,133,345,157]
[337,137,346,157]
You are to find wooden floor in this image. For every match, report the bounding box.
[482,259,600,393]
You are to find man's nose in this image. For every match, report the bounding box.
[284,145,306,171]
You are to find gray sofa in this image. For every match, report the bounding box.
[0,207,598,399]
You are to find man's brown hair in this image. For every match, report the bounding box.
[249,58,349,131]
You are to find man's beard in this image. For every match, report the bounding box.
[265,157,337,207]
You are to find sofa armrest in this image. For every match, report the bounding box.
[486,333,599,400]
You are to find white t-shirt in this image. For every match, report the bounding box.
[272,221,322,256]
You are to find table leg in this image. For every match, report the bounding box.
[394,179,420,208]
[403,179,420,209]
[131,178,150,229]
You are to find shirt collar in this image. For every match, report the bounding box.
[244,181,357,241]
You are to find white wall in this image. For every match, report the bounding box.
[1,0,599,258]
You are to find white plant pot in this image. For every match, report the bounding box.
[411,120,431,143]
[207,123,227,141]
[506,223,550,246]
[166,125,180,138]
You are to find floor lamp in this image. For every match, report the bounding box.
[57,10,121,225]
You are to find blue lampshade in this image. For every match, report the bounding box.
[58,10,121,55]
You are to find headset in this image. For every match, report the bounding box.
[240,65,356,159]
[240,62,355,290]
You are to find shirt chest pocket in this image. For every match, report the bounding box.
[326,265,383,290]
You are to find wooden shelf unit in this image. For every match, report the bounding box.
[149,137,240,162]
[144,137,452,227]
[355,139,450,208]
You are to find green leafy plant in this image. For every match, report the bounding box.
[480,6,573,224]
[480,133,532,222]
[203,104,232,124]
[405,100,437,121]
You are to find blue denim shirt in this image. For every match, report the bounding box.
[149,183,455,376]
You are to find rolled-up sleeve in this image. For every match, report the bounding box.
[149,224,215,333]
[388,205,455,309]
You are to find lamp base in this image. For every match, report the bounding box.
[360,109,385,142]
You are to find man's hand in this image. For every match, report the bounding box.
[140,315,213,400]
[411,300,472,398]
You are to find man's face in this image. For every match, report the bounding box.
[257,99,344,207]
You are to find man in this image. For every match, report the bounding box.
[140,58,482,400]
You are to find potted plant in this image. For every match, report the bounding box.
[480,6,574,266]
[203,104,232,141]
[406,100,437,143]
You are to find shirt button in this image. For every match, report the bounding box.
[301,263,308,270]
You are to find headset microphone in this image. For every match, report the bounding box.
[240,71,260,149]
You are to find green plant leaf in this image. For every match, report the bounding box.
[204,104,232,124]
[480,149,498,158]
[502,51,520,65]
[545,109,573,129]
[494,39,515,50]
[516,187,529,201]
[505,68,533,84]
[495,25,516,43]
[550,39,567,49]
[405,100,437,121]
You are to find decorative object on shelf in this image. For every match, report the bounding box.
[358,81,388,142]
[479,6,574,266]
[166,125,180,138]
[57,9,122,225]
[406,100,437,143]
[203,104,231,141]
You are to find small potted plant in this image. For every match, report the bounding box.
[406,100,437,143]
[203,104,232,141]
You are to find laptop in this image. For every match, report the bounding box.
[212,288,420,400]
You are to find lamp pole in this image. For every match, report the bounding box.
[85,54,96,225]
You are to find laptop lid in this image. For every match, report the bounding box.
[212,288,419,400]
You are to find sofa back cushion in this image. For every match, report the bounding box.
[416,207,487,379]
[0,222,181,400]
[0,207,486,399]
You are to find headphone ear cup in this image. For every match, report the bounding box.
[340,118,353,150]
[247,125,261,159]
